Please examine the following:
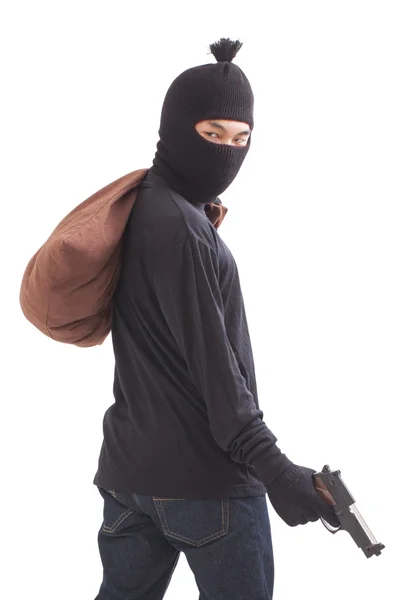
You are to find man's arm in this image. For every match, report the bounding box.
[152,235,291,486]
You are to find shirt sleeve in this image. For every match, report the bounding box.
[152,235,291,486]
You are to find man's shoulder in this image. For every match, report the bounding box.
[136,174,217,245]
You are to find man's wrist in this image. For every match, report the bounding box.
[252,444,293,488]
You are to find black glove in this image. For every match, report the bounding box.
[266,464,340,527]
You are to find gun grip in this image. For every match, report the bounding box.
[314,475,336,506]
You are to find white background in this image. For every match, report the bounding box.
[1,1,398,598]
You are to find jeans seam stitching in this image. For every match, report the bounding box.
[223,499,229,533]
[154,499,169,531]
[101,508,134,533]
[133,493,144,512]
[153,498,185,501]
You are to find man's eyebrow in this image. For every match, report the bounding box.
[207,121,251,135]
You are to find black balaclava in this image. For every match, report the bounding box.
[149,38,254,205]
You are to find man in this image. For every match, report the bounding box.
[93,38,338,600]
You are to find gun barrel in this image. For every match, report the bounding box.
[364,542,385,558]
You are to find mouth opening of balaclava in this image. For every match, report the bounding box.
[149,38,254,205]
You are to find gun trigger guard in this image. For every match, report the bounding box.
[320,517,341,534]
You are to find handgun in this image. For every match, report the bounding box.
[313,464,385,558]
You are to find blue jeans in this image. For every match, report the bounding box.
[94,487,274,600]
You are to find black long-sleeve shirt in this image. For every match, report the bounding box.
[93,170,291,498]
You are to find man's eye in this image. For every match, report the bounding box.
[206,132,219,138]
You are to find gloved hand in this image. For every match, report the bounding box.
[266,464,340,527]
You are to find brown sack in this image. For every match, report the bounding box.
[19,168,149,347]
[19,168,228,348]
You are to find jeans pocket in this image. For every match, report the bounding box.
[98,487,135,534]
[153,498,229,547]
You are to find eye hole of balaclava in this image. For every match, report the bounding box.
[194,119,251,147]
